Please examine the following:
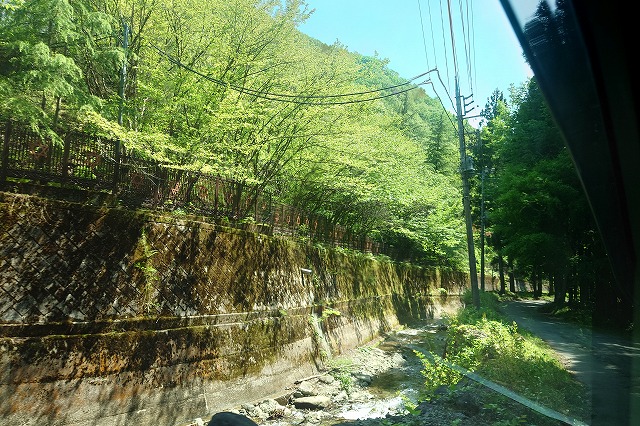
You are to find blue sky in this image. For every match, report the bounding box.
[298,0,533,123]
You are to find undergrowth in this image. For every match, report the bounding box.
[416,290,589,423]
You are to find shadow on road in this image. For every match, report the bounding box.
[500,299,640,426]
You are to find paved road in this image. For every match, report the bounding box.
[500,299,640,426]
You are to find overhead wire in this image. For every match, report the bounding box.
[153,3,471,128]
[424,81,458,133]
[443,0,480,118]
[415,0,465,133]
[438,0,452,92]
[431,69,456,112]
[446,0,459,79]
[467,0,477,97]
[417,0,431,70]
[152,44,434,106]
[426,0,438,72]
[459,0,474,97]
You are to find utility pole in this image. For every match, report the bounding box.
[478,129,486,293]
[455,76,480,308]
[446,0,480,307]
[480,165,486,292]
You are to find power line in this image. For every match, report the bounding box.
[423,81,458,133]
[427,0,438,72]
[439,0,452,91]
[435,69,456,111]
[446,0,459,78]
[417,0,431,69]
[459,0,474,96]
[413,0,473,134]
[467,0,477,96]
[152,44,434,105]
[471,0,479,100]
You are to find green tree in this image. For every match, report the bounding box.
[488,78,610,307]
[474,89,512,293]
[0,0,469,269]
[0,0,112,136]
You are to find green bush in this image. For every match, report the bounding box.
[417,291,589,420]
[414,350,463,394]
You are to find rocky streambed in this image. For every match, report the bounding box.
[185,320,566,426]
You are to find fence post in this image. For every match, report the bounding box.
[184,172,196,206]
[61,132,71,181]
[0,121,11,184]
[234,182,243,220]
[214,177,219,218]
[267,191,276,235]
[113,139,121,195]
[268,194,274,233]
[254,186,259,223]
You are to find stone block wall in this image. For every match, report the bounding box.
[0,192,467,425]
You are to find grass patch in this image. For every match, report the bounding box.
[416,290,589,423]
[326,357,355,395]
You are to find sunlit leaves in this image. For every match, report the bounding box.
[0,0,470,266]
[0,0,114,133]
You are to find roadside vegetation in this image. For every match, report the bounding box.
[408,291,590,425]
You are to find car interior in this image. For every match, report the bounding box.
[499,0,640,423]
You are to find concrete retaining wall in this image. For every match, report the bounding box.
[0,192,467,425]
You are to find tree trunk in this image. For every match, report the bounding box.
[507,258,516,293]
[538,274,544,297]
[53,96,62,129]
[553,272,567,305]
[507,270,516,293]
[498,254,506,294]
[568,270,576,305]
[532,267,540,298]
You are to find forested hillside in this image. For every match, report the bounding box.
[0,0,626,326]
[0,0,468,268]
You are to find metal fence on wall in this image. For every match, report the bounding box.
[0,122,382,254]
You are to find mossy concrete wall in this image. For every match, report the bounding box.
[0,192,467,426]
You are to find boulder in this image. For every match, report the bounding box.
[207,412,258,426]
[293,395,332,410]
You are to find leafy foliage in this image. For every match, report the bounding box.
[478,78,615,316]
[416,291,589,421]
[0,0,468,266]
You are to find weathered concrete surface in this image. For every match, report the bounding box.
[0,192,466,425]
